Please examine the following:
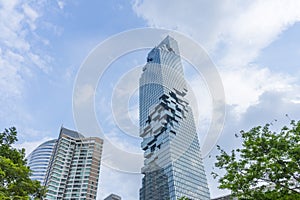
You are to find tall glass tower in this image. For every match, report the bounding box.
[27,139,57,185]
[139,36,210,200]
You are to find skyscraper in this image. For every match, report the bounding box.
[44,127,103,200]
[27,139,57,185]
[139,36,210,199]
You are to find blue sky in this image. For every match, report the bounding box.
[1,0,300,199]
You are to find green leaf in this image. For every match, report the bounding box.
[213,120,300,199]
[0,127,45,199]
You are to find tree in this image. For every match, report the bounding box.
[0,127,46,199]
[178,197,189,200]
[212,120,300,199]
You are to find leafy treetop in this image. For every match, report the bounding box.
[212,120,300,200]
[0,127,46,199]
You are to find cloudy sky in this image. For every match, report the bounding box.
[1,0,300,199]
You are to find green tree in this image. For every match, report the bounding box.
[212,120,300,200]
[0,127,46,199]
[178,197,189,200]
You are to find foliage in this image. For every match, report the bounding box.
[212,120,300,200]
[0,127,46,199]
[178,197,189,200]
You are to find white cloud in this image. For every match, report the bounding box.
[28,52,51,73]
[133,0,300,66]
[128,102,139,126]
[132,0,228,51]
[104,128,142,154]
[186,71,213,143]
[0,0,57,125]
[22,3,39,30]
[132,0,300,116]
[74,84,95,106]
[110,67,142,137]
[0,50,23,98]
[57,0,65,10]
[220,65,294,115]
[0,0,29,50]
[221,0,300,66]
[14,136,54,157]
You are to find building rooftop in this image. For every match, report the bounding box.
[60,126,85,138]
[103,193,121,200]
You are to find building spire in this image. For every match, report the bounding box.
[157,35,180,54]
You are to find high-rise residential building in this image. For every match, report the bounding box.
[44,127,103,200]
[139,36,210,200]
[27,139,57,185]
[103,193,121,200]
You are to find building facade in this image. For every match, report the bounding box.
[44,127,103,200]
[211,194,237,200]
[139,36,210,200]
[27,139,57,185]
